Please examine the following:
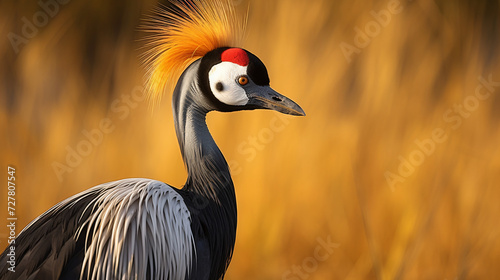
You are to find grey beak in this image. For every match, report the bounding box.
[246,85,305,116]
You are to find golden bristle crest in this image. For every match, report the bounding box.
[141,0,247,104]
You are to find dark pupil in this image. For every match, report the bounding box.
[216,82,224,92]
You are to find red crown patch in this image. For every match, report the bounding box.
[221,48,249,66]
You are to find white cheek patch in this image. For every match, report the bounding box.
[209,61,249,106]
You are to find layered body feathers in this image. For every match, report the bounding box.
[0,179,194,280]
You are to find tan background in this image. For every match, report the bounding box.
[1,0,500,279]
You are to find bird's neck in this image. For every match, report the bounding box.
[171,65,235,203]
[171,61,237,277]
[180,106,235,202]
[176,104,237,277]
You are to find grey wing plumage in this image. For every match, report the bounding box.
[0,179,195,280]
[0,188,102,280]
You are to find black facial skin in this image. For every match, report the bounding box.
[215,82,224,92]
[197,47,271,112]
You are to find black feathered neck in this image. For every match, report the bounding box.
[172,59,237,279]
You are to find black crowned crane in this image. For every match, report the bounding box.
[0,0,305,279]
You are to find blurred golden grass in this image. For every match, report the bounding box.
[1,0,500,279]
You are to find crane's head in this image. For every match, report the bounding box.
[196,47,305,116]
[142,0,304,116]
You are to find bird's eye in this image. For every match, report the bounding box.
[238,76,249,86]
